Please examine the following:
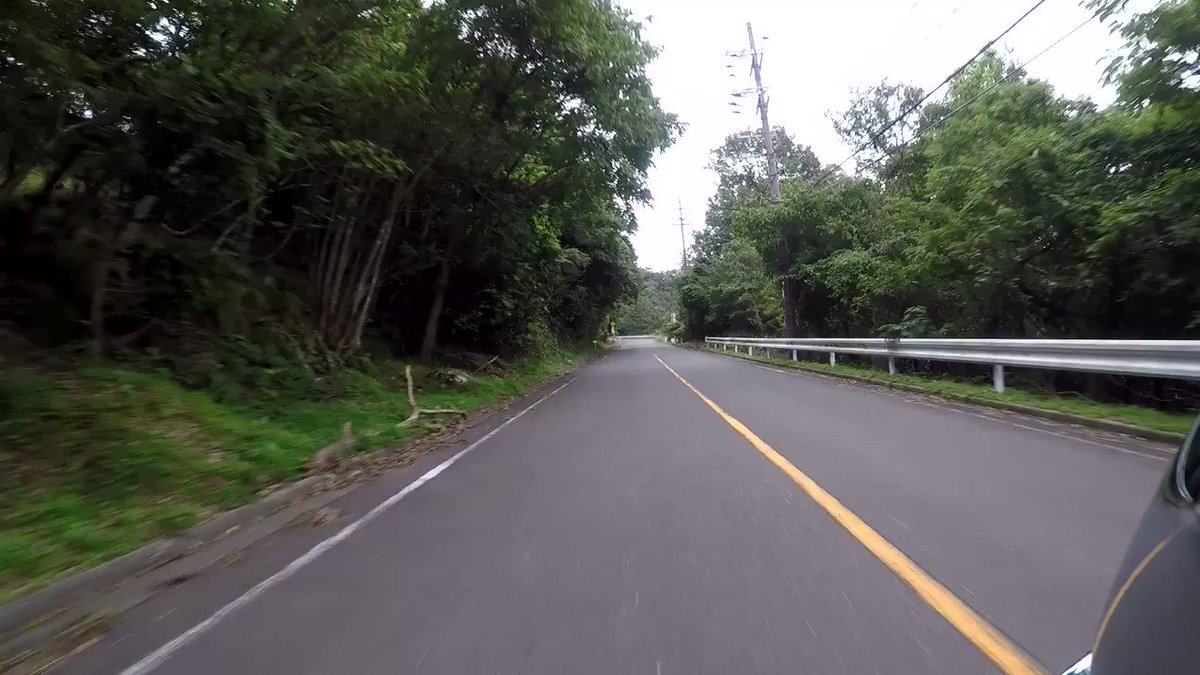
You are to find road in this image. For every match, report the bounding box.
[62,340,1171,674]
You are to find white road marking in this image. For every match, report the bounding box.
[736,354,1171,462]
[940,405,1171,462]
[118,377,577,675]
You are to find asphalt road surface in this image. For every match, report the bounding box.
[62,339,1172,674]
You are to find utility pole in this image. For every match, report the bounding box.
[745,22,795,335]
[746,22,780,202]
[678,199,689,271]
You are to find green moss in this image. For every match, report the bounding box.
[706,347,1194,437]
[0,347,587,603]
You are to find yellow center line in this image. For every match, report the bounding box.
[653,353,1047,675]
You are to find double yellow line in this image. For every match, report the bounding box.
[653,354,1046,675]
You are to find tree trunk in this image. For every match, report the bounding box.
[88,221,138,359]
[777,239,798,337]
[339,187,403,353]
[89,259,110,359]
[420,238,457,362]
[315,213,358,347]
[781,279,800,338]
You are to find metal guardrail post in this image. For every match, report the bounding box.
[993,364,1005,393]
[829,352,836,366]
[749,346,755,357]
[888,357,897,375]
[792,349,798,361]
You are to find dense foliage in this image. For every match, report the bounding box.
[612,269,678,335]
[0,0,678,363]
[680,1,1200,346]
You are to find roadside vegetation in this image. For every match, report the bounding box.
[0,348,587,603]
[674,0,1200,413]
[0,0,675,600]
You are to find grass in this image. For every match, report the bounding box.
[704,346,1194,438]
[0,347,586,604]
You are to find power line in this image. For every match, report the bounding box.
[813,0,1051,187]
[948,0,973,17]
[690,13,1097,230]
[924,0,975,42]
[834,12,1098,179]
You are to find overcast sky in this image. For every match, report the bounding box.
[621,0,1156,272]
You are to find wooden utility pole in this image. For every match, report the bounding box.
[745,22,796,335]
[678,199,689,271]
[746,22,780,202]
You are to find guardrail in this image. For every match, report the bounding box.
[704,336,1200,393]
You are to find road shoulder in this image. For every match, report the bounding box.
[0,360,587,674]
[694,344,1181,453]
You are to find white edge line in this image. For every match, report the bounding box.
[943,406,1171,462]
[724,353,1171,462]
[118,376,577,675]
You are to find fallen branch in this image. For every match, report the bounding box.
[470,355,500,375]
[399,365,465,427]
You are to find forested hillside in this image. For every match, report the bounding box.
[680,0,1200,345]
[0,0,675,598]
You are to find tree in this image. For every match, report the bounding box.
[832,80,927,175]
[671,3,1200,409]
[680,237,781,338]
[692,127,823,336]
[0,0,679,367]
[732,176,882,336]
[685,27,1200,346]
[614,269,679,335]
[696,127,821,259]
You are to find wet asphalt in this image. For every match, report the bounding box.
[61,340,1170,674]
